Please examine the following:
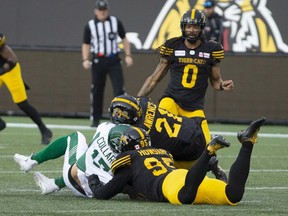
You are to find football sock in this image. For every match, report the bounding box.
[54,177,66,189]
[178,151,211,204]
[17,100,48,133]
[225,141,253,203]
[32,135,68,164]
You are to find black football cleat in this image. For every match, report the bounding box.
[41,129,53,145]
[208,156,228,183]
[207,135,230,155]
[0,117,6,131]
[237,117,266,144]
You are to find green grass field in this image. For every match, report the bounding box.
[0,116,287,216]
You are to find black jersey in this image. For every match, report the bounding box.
[136,97,206,161]
[0,55,6,68]
[159,37,224,111]
[112,147,175,202]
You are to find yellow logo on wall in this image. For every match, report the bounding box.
[137,0,288,53]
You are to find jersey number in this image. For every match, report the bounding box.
[155,109,182,138]
[182,64,198,88]
[144,157,174,176]
[92,149,110,172]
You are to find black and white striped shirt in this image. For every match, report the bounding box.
[83,16,126,57]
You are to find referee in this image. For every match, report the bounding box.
[82,0,133,127]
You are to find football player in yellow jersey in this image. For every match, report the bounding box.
[90,117,266,205]
[137,9,234,152]
[0,33,52,144]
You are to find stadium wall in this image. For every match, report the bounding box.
[1,0,288,124]
[0,50,287,124]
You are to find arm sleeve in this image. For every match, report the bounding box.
[93,167,131,200]
[157,37,182,61]
[83,24,91,44]
[211,42,224,65]
[117,19,126,39]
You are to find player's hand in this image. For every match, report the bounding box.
[82,60,92,70]
[125,55,133,67]
[88,174,102,195]
[221,80,234,90]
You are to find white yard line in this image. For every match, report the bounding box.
[1,169,288,174]
[6,123,288,138]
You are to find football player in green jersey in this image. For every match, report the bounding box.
[14,122,134,197]
[137,9,234,154]
[90,117,266,205]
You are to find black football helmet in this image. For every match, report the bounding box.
[109,94,142,125]
[180,9,206,43]
[116,126,151,153]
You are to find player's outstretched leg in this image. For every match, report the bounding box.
[14,134,70,173]
[178,135,230,204]
[226,117,266,204]
[34,172,60,195]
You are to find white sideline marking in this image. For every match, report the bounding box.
[1,186,287,194]
[1,169,288,174]
[246,187,288,190]
[7,123,94,131]
[211,131,288,138]
[6,123,288,138]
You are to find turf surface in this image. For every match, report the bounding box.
[0,116,287,216]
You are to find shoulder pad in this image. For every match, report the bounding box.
[157,37,183,57]
[111,152,131,174]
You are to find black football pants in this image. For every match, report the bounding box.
[91,57,125,122]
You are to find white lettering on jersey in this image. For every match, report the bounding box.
[175,50,186,56]
[204,53,210,58]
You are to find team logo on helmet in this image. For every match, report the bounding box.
[111,107,130,122]
[109,95,142,125]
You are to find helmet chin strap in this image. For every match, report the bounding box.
[183,33,204,44]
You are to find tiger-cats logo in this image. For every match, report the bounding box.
[141,0,288,53]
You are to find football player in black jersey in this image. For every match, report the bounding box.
[90,117,266,205]
[137,9,234,155]
[109,94,228,182]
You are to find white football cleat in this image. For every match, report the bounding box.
[13,153,38,173]
[34,172,59,195]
